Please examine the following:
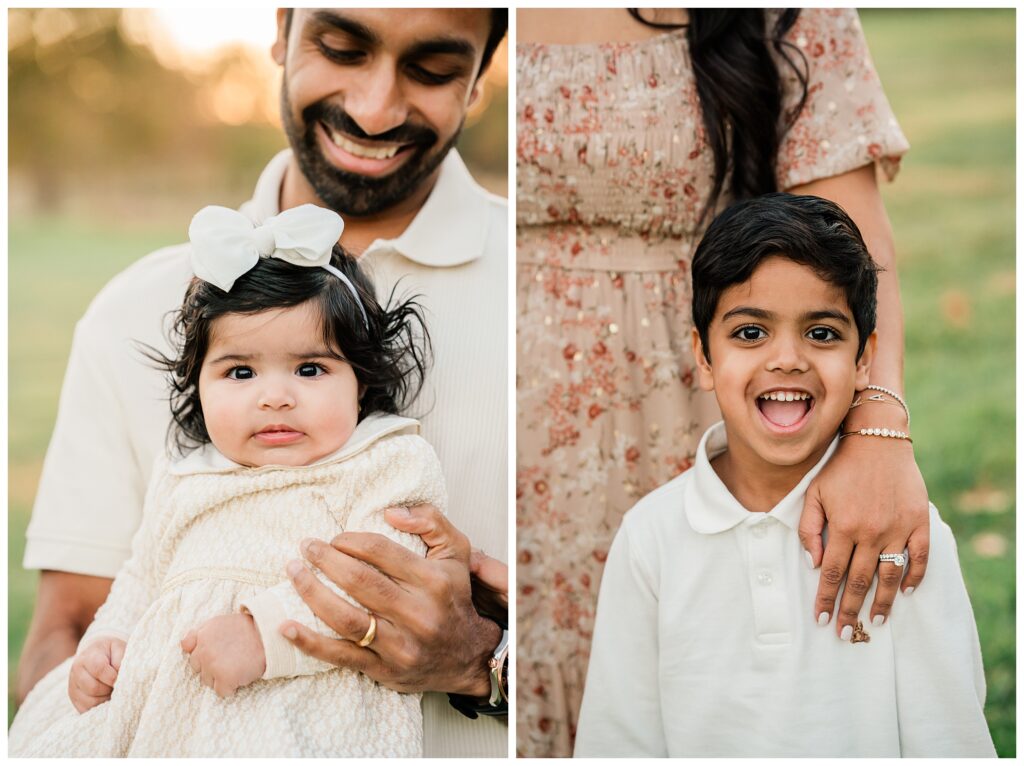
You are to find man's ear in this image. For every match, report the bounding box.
[854,330,877,391]
[691,328,715,392]
[467,79,483,110]
[271,8,289,66]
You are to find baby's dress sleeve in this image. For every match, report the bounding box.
[241,434,448,680]
[574,519,667,757]
[774,9,910,189]
[890,505,996,756]
[79,456,175,649]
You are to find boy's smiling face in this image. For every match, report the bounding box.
[693,256,875,479]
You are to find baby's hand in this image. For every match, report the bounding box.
[68,635,126,713]
[181,613,266,698]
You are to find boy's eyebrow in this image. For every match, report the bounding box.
[288,350,346,361]
[720,307,853,325]
[801,309,852,325]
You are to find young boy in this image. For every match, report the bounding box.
[574,194,995,757]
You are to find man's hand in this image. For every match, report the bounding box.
[799,433,929,638]
[181,613,266,698]
[281,504,505,696]
[68,635,126,713]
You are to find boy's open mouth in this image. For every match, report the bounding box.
[756,389,815,430]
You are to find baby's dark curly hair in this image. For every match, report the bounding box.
[148,246,430,455]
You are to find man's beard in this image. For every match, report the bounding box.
[280,87,462,218]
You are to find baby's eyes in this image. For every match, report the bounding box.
[297,363,326,377]
[806,326,840,343]
[227,366,254,380]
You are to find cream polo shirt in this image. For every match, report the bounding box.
[575,422,995,758]
[25,149,508,758]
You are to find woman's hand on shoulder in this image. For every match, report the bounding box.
[799,429,929,639]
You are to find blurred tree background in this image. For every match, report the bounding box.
[7,8,1014,756]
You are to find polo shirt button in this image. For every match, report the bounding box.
[752,521,769,538]
[757,570,773,586]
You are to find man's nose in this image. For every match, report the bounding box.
[344,60,409,138]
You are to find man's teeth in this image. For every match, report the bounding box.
[759,391,811,402]
[328,127,401,159]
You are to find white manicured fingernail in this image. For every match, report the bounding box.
[872,615,885,627]
[817,612,829,626]
[803,551,815,570]
[840,625,853,641]
[904,586,915,596]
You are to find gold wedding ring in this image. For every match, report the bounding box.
[357,614,377,648]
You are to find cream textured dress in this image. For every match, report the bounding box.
[516,9,909,756]
[9,414,444,757]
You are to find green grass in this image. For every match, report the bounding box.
[7,9,1015,755]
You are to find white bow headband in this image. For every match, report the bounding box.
[188,204,369,328]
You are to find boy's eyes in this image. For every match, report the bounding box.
[806,326,840,343]
[297,363,326,377]
[729,326,842,343]
[732,326,767,342]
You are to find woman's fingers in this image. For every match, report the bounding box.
[813,532,853,625]
[834,546,880,639]
[901,523,930,593]
[868,546,906,625]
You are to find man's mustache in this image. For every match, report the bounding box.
[305,102,438,147]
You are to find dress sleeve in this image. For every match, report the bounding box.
[241,434,448,680]
[890,505,996,757]
[78,456,174,649]
[775,8,910,190]
[574,521,667,757]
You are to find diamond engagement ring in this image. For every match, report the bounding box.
[879,553,907,566]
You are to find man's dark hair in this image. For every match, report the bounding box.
[691,192,879,361]
[146,247,430,455]
[283,9,508,79]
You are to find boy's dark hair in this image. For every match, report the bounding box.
[691,192,879,361]
[148,246,430,455]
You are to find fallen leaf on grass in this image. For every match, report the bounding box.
[970,532,1008,558]
[956,484,1011,514]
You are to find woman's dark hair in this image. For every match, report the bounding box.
[147,247,430,455]
[691,193,879,361]
[628,9,809,226]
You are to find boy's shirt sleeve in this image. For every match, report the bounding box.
[891,505,996,757]
[574,517,667,757]
[78,455,174,650]
[240,434,447,680]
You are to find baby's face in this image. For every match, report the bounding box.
[693,256,874,475]
[198,301,359,467]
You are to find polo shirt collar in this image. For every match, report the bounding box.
[684,421,838,535]
[239,148,489,268]
[168,412,420,475]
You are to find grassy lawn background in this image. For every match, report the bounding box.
[8,9,1015,755]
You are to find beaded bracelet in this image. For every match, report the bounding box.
[840,427,912,443]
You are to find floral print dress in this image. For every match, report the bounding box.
[516,9,909,757]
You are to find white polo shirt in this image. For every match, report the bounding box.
[25,149,508,758]
[575,422,994,758]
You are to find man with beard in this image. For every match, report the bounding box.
[17,9,508,757]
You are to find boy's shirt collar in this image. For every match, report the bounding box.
[684,421,839,534]
[241,149,491,267]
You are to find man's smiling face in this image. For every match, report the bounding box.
[272,9,490,217]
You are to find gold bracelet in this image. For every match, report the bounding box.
[840,427,912,443]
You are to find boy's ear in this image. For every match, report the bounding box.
[854,331,877,390]
[691,328,715,392]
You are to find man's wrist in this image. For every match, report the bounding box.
[448,615,509,719]
[459,615,503,698]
